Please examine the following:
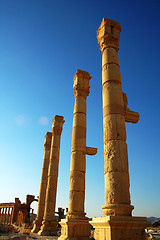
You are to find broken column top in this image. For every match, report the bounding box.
[73,69,91,83]
[52,115,65,133]
[97,18,121,52]
[44,132,52,149]
[73,69,91,97]
[53,115,64,122]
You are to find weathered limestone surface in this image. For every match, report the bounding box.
[99,17,133,218]
[89,17,148,240]
[58,70,97,240]
[38,115,64,236]
[32,132,52,233]
[91,216,147,240]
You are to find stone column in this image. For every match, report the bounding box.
[3,207,7,223]
[6,208,10,224]
[32,132,52,233]
[99,18,133,217]
[90,17,148,240]
[38,115,65,236]
[10,207,14,224]
[12,198,20,224]
[58,70,97,240]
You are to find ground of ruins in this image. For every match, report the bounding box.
[0,17,152,240]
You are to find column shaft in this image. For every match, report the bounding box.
[90,18,148,240]
[6,207,10,224]
[59,70,97,240]
[97,18,133,216]
[38,115,64,236]
[32,132,52,233]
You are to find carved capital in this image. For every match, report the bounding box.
[44,132,52,150]
[73,69,91,98]
[52,115,65,135]
[73,85,90,98]
[97,18,121,52]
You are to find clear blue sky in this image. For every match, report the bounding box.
[0,0,160,218]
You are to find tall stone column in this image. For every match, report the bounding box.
[38,115,64,236]
[90,18,148,240]
[99,18,134,217]
[31,132,52,233]
[58,70,97,240]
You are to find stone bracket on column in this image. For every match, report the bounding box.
[86,147,97,155]
[125,108,140,123]
[123,92,140,123]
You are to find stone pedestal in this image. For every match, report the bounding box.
[38,218,58,236]
[58,70,97,240]
[32,132,52,233]
[60,218,91,240]
[90,216,148,240]
[89,17,148,240]
[38,115,65,236]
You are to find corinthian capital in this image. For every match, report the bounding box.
[97,18,121,52]
[73,69,91,98]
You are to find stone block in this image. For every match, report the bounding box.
[90,216,148,240]
[103,82,123,108]
[104,140,128,173]
[69,171,85,191]
[102,47,119,65]
[68,191,85,213]
[38,219,57,236]
[103,114,126,141]
[73,113,86,127]
[102,63,121,85]
[72,126,86,141]
[58,218,91,240]
[104,171,130,205]
[70,151,86,172]
[50,135,61,148]
[74,97,86,113]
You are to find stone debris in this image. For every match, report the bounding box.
[0,225,19,234]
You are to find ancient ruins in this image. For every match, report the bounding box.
[37,115,64,236]
[0,17,148,240]
[58,69,97,240]
[31,132,52,233]
[0,195,37,227]
[89,18,148,240]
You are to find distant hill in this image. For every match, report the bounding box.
[147,217,160,224]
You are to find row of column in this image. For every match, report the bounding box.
[32,115,65,235]
[32,70,97,239]
[33,17,147,240]
[0,207,14,224]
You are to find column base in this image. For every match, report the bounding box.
[58,217,91,240]
[102,204,134,216]
[38,219,58,236]
[90,215,148,240]
[31,218,42,233]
